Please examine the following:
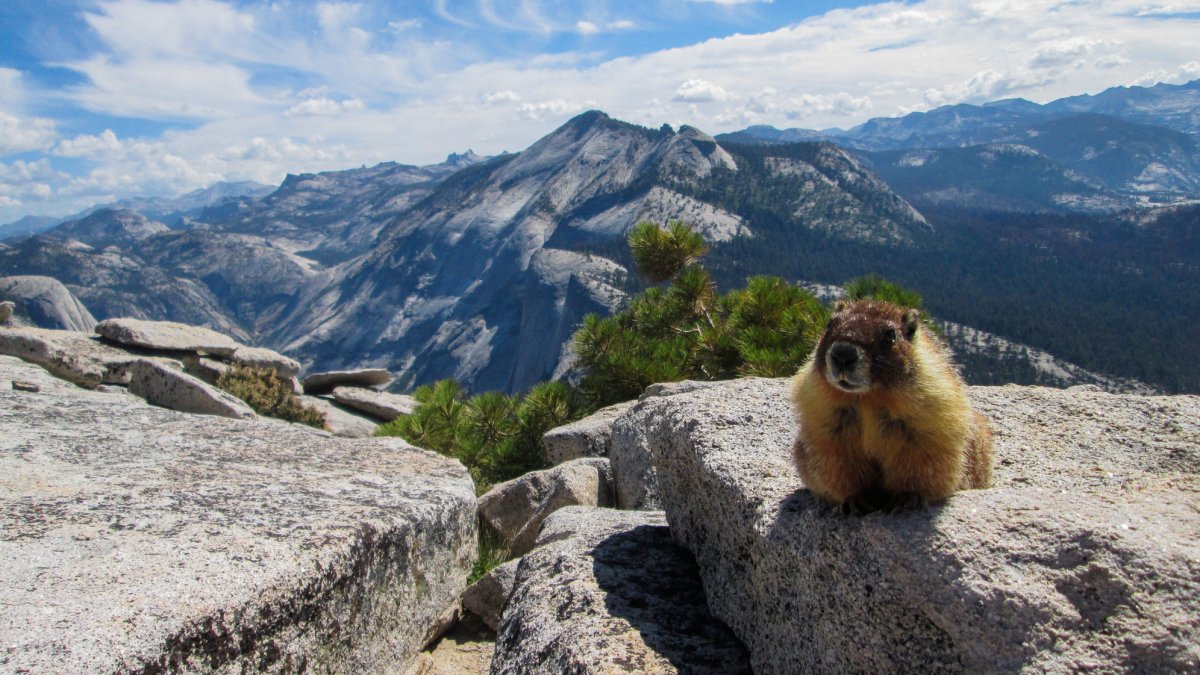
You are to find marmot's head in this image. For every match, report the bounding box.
[815,299,921,394]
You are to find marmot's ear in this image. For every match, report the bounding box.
[834,299,848,313]
[902,309,920,339]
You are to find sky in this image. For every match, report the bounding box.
[1,0,1198,224]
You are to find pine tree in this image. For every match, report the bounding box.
[575,220,831,407]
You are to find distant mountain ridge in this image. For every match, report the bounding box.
[2,102,1196,394]
[0,180,275,242]
[719,79,1200,210]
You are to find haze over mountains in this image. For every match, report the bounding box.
[2,80,1197,394]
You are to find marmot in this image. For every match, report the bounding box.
[790,299,993,513]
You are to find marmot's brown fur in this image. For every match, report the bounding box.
[790,299,993,513]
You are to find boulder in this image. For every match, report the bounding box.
[0,355,477,673]
[129,359,256,419]
[96,317,241,356]
[628,377,1200,673]
[0,275,97,332]
[0,325,167,388]
[477,458,614,556]
[230,345,302,379]
[640,379,719,400]
[461,558,520,631]
[492,506,751,674]
[608,402,663,510]
[332,386,418,422]
[299,395,380,438]
[181,354,230,384]
[543,400,636,465]
[302,368,392,395]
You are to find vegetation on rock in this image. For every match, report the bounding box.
[217,365,326,429]
[376,379,581,493]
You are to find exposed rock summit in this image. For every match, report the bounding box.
[0,355,475,673]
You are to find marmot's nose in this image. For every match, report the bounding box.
[830,343,859,371]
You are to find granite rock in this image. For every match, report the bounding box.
[491,506,751,674]
[302,368,392,395]
[181,354,230,384]
[0,355,477,673]
[332,386,418,422]
[129,358,256,419]
[608,401,664,510]
[0,325,169,388]
[299,395,380,438]
[477,458,615,556]
[230,345,302,379]
[0,275,97,332]
[542,400,636,465]
[462,558,520,631]
[630,377,1200,673]
[96,317,241,356]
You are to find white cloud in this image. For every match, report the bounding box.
[517,99,593,120]
[1028,37,1118,68]
[1134,60,1200,86]
[483,90,522,104]
[576,20,600,35]
[6,0,1200,223]
[674,79,729,102]
[54,130,123,158]
[284,98,366,117]
[0,112,58,156]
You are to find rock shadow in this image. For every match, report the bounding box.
[591,525,752,674]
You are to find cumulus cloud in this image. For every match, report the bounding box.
[0,112,58,157]
[284,98,366,117]
[483,90,522,104]
[1134,60,1200,86]
[5,0,1200,223]
[674,79,729,102]
[517,99,593,120]
[54,130,123,158]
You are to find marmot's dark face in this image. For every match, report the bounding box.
[816,299,920,394]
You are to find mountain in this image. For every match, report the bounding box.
[1,109,1194,395]
[860,144,1130,212]
[198,153,488,265]
[45,208,170,249]
[0,234,254,340]
[102,180,276,226]
[0,181,276,243]
[718,79,1200,209]
[1043,79,1200,134]
[0,215,61,242]
[262,112,926,393]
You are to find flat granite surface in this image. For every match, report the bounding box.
[0,356,477,673]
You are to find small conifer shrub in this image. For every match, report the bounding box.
[217,365,326,429]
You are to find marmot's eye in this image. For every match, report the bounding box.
[881,328,897,347]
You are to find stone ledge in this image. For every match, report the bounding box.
[630,377,1200,672]
[0,355,477,673]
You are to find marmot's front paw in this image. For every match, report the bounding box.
[884,492,925,513]
[839,486,889,516]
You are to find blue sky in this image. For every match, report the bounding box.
[1,0,1198,223]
